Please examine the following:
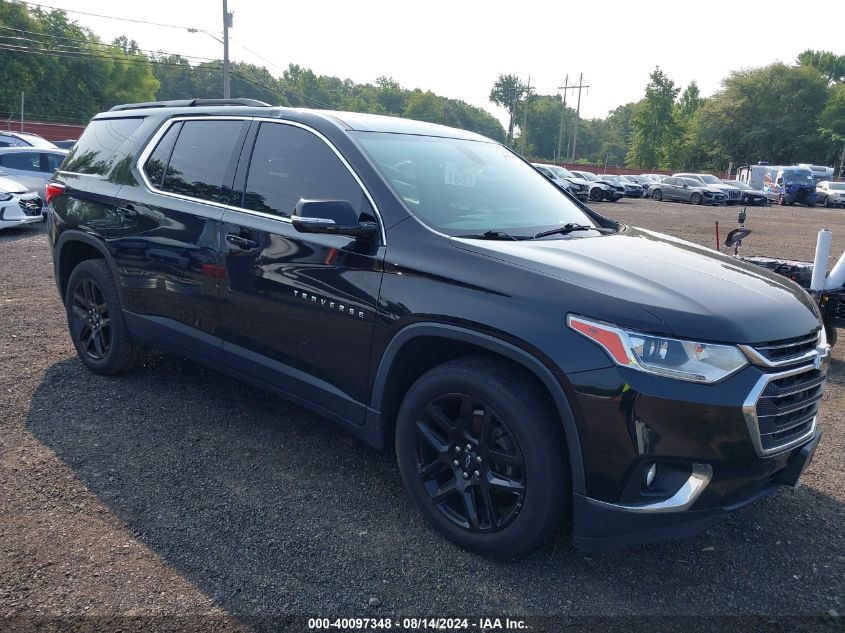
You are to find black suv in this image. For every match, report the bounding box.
[48,99,829,556]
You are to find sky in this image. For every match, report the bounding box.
[23,0,845,125]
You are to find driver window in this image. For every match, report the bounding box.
[243,122,371,219]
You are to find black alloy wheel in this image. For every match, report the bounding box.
[395,356,569,557]
[65,259,145,375]
[414,393,526,533]
[70,277,112,361]
[652,189,663,201]
[691,192,703,205]
[589,187,604,202]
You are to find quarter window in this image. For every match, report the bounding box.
[243,122,369,218]
[45,153,64,173]
[159,120,244,203]
[143,122,182,188]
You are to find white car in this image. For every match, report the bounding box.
[0,131,59,149]
[0,147,68,202]
[0,174,44,230]
[816,181,845,208]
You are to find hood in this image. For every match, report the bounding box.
[691,185,724,194]
[0,175,26,194]
[565,177,590,187]
[712,183,739,192]
[451,226,820,344]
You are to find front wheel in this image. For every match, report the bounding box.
[589,187,603,202]
[395,356,568,558]
[824,195,832,208]
[652,189,663,201]
[691,192,703,205]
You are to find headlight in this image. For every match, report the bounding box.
[568,315,749,383]
[0,192,12,202]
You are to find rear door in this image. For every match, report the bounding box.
[112,117,250,361]
[219,120,385,423]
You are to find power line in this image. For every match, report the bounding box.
[0,25,217,62]
[20,1,211,32]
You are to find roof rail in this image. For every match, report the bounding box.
[109,98,271,112]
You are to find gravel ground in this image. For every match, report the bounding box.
[1,199,844,630]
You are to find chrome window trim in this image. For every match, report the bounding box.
[134,115,386,244]
[742,363,819,457]
[585,464,712,514]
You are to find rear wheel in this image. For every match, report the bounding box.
[691,192,703,205]
[652,189,663,201]
[395,356,568,557]
[66,259,145,375]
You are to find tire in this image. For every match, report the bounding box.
[779,194,787,206]
[691,192,703,205]
[652,189,663,201]
[65,259,145,375]
[589,187,603,202]
[824,196,832,208]
[395,355,569,558]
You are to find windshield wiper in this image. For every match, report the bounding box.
[459,230,523,241]
[533,223,614,239]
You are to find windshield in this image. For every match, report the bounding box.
[615,175,634,183]
[681,178,702,187]
[354,132,594,237]
[698,174,721,184]
[549,166,576,179]
[730,181,753,190]
[782,170,815,185]
[829,183,845,191]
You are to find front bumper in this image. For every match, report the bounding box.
[0,201,45,228]
[572,429,821,550]
[562,353,827,549]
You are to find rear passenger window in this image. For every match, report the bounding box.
[243,122,369,218]
[62,117,143,175]
[160,120,243,203]
[0,152,40,172]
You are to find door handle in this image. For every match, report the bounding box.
[226,233,259,250]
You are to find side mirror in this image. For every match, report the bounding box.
[292,200,378,239]
[724,227,751,247]
[682,183,689,188]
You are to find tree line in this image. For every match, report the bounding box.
[491,52,845,172]
[0,1,504,141]
[1,1,842,173]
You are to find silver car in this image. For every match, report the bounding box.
[0,174,44,230]
[0,147,68,201]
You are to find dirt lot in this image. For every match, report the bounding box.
[1,198,844,630]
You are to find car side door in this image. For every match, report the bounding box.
[111,117,250,362]
[218,120,385,425]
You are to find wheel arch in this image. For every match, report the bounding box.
[370,322,586,495]
[55,230,120,304]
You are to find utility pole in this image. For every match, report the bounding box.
[556,75,569,164]
[570,73,589,162]
[20,92,24,132]
[222,0,233,99]
[520,75,531,154]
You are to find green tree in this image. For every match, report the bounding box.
[403,90,444,123]
[627,67,679,169]
[489,74,526,146]
[694,63,830,167]
[797,50,845,84]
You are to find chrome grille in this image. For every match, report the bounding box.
[728,190,740,199]
[755,368,822,452]
[744,365,823,456]
[744,330,820,366]
[18,197,43,216]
